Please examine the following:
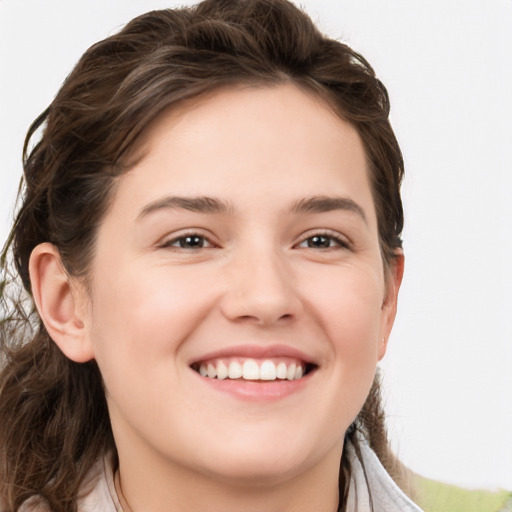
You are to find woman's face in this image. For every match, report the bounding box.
[80,84,401,484]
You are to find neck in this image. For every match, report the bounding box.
[115,443,343,512]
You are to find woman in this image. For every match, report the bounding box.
[0,0,423,510]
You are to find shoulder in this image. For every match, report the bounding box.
[13,453,121,512]
[345,437,424,512]
[1,493,53,512]
[76,452,122,512]
[15,497,51,512]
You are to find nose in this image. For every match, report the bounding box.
[219,245,303,326]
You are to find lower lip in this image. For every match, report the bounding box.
[195,371,314,401]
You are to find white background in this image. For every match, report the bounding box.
[1,0,511,491]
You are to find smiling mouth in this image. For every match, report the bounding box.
[191,358,316,382]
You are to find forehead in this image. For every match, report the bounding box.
[109,83,376,225]
[130,83,364,166]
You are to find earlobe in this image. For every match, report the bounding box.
[378,250,405,361]
[29,243,94,363]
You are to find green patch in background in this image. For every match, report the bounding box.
[414,475,512,512]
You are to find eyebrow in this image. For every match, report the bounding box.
[137,196,232,220]
[290,196,367,223]
[137,194,366,223]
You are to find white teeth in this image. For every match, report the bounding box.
[286,363,296,381]
[242,359,260,380]
[260,360,277,380]
[276,362,287,379]
[196,358,307,381]
[216,361,228,380]
[228,361,243,379]
[207,363,217,379]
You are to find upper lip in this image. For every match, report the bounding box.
[188,344,317,366]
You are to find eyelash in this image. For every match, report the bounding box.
[159,230,350,251]
[296,231,350,250]
[159,232,216,250]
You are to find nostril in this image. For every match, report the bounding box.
[230,312,295,326]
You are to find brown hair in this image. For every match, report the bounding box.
[0,1,405,510]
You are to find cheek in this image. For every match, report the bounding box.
[87,261,217,379]
[304,266,384,398]
[307,265,384,345]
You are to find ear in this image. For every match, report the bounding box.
[29,243,94,363]
[378,250,405,361]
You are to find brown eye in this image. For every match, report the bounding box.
[307,235,332,248]
[297,233,349,250]
[162,234,213,249]
[180,235,205,248]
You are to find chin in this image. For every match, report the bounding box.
[199,452,312,487]
[189,429,340,487]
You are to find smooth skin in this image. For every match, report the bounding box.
[30,84,403,512]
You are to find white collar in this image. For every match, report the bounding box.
[345,437,424,512]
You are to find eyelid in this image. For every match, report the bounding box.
[157,229,218,249]
[294,229,351,249]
